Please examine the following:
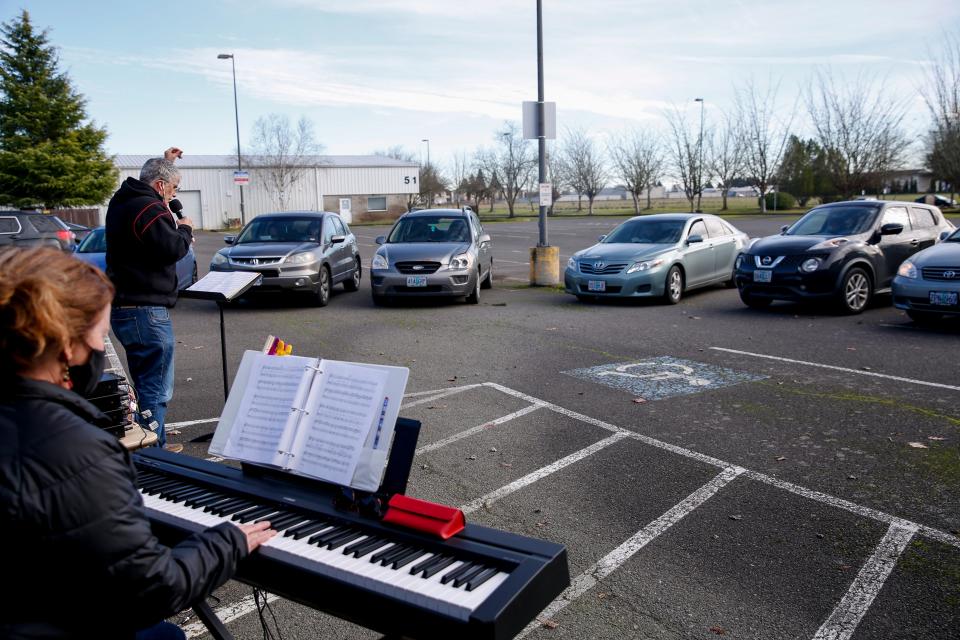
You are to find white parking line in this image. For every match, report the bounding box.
[416,404,544,455]
[402,384,485,409]
[710,347,960,392]
[812,522,917,640]
[519,466,745,638]
[183,592,280,638]
[460,432,630,514]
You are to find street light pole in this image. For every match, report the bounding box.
[694,97,705,213]
[536,0,547,247]
[218,53,245,225]
[421,138,430,167]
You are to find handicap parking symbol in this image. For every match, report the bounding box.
[562,356,765,400]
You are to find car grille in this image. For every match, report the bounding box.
[921,267,960,281]
[231,256,282,266]
[396,261,441,274]
[579,261,627,275]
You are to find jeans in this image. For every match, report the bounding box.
[136,621,186,640]
[111,306,175,447]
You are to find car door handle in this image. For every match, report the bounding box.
[909,239,920,246]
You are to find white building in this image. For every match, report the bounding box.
[98,155,420,230]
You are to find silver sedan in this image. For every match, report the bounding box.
[370,208,492,304]
[893,227,960,322]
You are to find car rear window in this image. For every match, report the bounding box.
[28,215,65,232]
[0,216,21,233]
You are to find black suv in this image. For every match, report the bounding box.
[735,200,956,313]
[0,211,76,252]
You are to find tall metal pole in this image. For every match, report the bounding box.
[219,53,246,225]
[536,0,547,247]
[695,97,704,213]
[421,138,430,167]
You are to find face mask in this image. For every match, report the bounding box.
[69,347,106,397]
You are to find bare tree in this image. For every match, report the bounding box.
[664,106,705,213]
[735,79,796,212]
[494,121,536,217]
[448,150,470,207]
[922,32,960,203]
[608,129,664,214]
[545,143,566,215]
[805,70,909,199]
[372,145,416,163]
[246,114,322,210]
[561,127,607,215]
[473,147,500,212]
[709,113,745,211]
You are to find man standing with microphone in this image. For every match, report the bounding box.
[106,147,194,452]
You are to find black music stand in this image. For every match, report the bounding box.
[179,271,261,401]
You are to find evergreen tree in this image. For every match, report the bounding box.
[0,10,116,209]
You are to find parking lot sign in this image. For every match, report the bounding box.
[233,171,250,186]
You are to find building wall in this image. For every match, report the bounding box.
[98,164,419,230]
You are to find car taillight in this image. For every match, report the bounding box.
[57,230,72,243]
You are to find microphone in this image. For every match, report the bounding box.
[169,198,183,220]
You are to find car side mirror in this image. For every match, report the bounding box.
[224,235,235,245]
[880,223,904,236]
[330,234,346,245]
[780,225,789,235]
[375,235,386,245]
[939,230,952,241]
[479,233,491,245]
[686,234,704,244]
[598,235,607,242]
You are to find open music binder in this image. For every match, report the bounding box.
[209,350,409,492]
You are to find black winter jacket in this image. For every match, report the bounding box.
[106,177,194,307]
[0,377,247,639]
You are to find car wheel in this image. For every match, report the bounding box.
[315,266,331,307]
[837,267,871,314]
[465,269,481,304]
[663,266,683,304]
[739,290,772,308]
[481,261,493,289]
[343,259,361,292]
[906,309,941,324]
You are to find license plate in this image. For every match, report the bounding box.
[753,269,772,283]
[929,291,958,306]
[587,280,606,292]
[406,276,428,287]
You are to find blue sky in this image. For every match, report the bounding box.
[3,0,959,170]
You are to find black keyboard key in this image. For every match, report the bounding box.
[309,526,350,546]
[255,510,290,524]
[454,564,487,588]
[440,562,476,585]
[345,536,384,557]
[369,544,400,564]
[208,498,251,515]
[269,514,308,530]
[326,530,365,550]
[186,493,230,508]
[291,521,330,540]
[168,488,210,503]
[421,556,456,579]
[378,544,412,566]
[465,566,499,591]
[410,554,442,576]
[284,520,322,538]
[233,506,273,522]
[391,548,425,570]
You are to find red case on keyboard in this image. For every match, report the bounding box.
[382,494,465,540]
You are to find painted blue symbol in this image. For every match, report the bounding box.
[563,356,765,400]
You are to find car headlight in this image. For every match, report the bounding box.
[211,252,228,266]
[897,260,918,279]
[800,257,822,273]
[567,257,578,271]
[371,253,388,270]
[626,258,663,274]
[286,252,316,265]
[449,253,470,270]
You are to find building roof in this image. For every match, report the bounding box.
[113,154,419,170]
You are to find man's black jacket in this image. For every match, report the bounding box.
[0,377,247,639]
[106,177,193,307]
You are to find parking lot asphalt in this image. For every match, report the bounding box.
[131,215,958,639]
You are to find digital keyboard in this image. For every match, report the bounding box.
[134,448,569,639]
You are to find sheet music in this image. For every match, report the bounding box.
[186,270,260,300]
[221,355,312,465]
[291,360,388,486]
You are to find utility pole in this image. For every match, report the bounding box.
[218,53,246,225]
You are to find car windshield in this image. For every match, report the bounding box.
[787,205,878,236]
[603,219,685,244]
[945,228,960,242]
[236,217,323,244]
[77,228,106,253]
[387,216,471,243]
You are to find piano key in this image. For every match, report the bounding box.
[344,536,384,557]
[453,564,488,589]
[420,556,456,579]
[186,493,231,508]
[287,521,329,539]
[390,547,425,570]
[369,544,401,564]
[410,554,444,576]
[440,561,476,585]
[267,513,308,530]
[327,530,365,550]
[376,544,412,567]
[318,528,359,548]
[254,510,291,524]
[464,566,499,591]
[234,506,277,523]
[167,487,211,503]
[309,526,348,546]
[207,498,253,515]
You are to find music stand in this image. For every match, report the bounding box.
[179,271,261,401]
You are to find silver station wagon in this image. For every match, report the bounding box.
[370,208,492,304]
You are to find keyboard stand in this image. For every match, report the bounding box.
[192,600,234,640]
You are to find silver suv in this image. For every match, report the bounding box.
[0,211,76,252]
[370,208,493,305]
